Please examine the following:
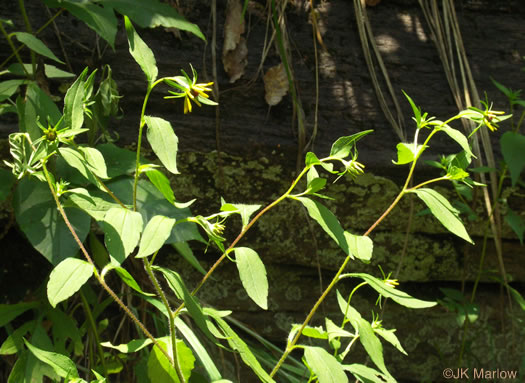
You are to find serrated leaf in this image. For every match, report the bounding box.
[339,273,437,309]
[13,32,64,64]
[410,188,473,243]
[24,339,79,379]
[14,178,91,265]
[501,132,525,186]
[296,197,348,255]
[124,16,158,84]
[136,215,176,258]
[102,207,143,264]
[235,247,268,310]
[145,116,179,174]
[47,258,94,307]
[147,337,195,383]
[329,131,372,159]
[303,346,348,383]
[439,125,475,158]
[344,232,373,262]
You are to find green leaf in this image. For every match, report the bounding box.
[14,178,91,265]
[207,310,276,383]
[136,215,176,258]
[153,266,214,340]
[124,16,158,84]
[144,167,175,204]
[336,291,363,332]
[325,318,354,344]
[0,321,35,355]
[174,318,223,381]
[66,188,123,221]
[64,68,88,131]
[21,82,61,140]
[508,286,525,311]
[439,125,475,158]
[344,232,373,262]
[374,328,407,355]
[393,142,423,165]
[145,116,179,174]
[220,202,261,229]
[343,364,393,383]
[0,79,26,102]
[339,273,437,309]
[102,207,143,264]
[24,339,79,379]
[78,146,108,179]
[107,0,204,39]
[235,247,268,310]
[43,0,118,48]
[97,143,138,177]
[504,208,524,245]
[112,266,155,296]
[303,346,348,383]
[47,258,94,307]
[147,337,195,383]
[501,132,525,186]
[13,32,64,64]
[172,242,206,275]
[0,168,15,203]
[409,188,473,243]
[329,130,372,159]
[355,318,392,378]
[403,91,421,125]
[101,339,153,353]
[59,147,101,187]
[307,177,326,194]
[0,302,39,327]
[296,197,349,255]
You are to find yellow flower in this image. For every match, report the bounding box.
[164,64,217,114]
[384,278,399,289]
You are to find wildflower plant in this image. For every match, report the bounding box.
[0,3,514,383]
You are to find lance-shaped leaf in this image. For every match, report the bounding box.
[24,339,79,379]
[63,68,88,131]
[47,258,94,307]
[439,125,475,158]
[147,337,195,383]
[102,207,143,264]
[304,346,348,383]
[501,131,525,186]
[339,273,437,308]
[143,166,175,204]
[344,232,373,262]
[220,202,261,229]
[136,215,176,258]
[124,16,157,84]
[344,364,394,383]
[409,188,473,243]
[296,197,348,255]
[13,32,64,64]
[235,247,268,310]
[145,116,179,174]
[101,339,153,353]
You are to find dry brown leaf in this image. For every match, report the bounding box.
[264,63,288,106]
[222,0,247,82]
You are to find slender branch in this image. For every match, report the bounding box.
[41,162,171,363]
[79,290,108,377]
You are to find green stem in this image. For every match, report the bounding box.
[270,254,353,378]
[173,165,312,318]
[79,290,108,377]
[143,259,183,379]
[0,23,29,77]
[341,282,367,327]
[41,162,171,364]
[0,9,64,71]
[18,0,36,75]
[133,79,164,211]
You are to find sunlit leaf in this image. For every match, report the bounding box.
[13,32,64,64]
[235,247,268,310]
[24,339,79,379]
[147,337,195,383]
[124,16,158,84]
[102,207,143,264]
[47,258,93,307]
[136,215,176,258]
[329,131,373,159]
[303,346,348,383]
[145,116,179,174]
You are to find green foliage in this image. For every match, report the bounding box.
[2,2,513,382]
